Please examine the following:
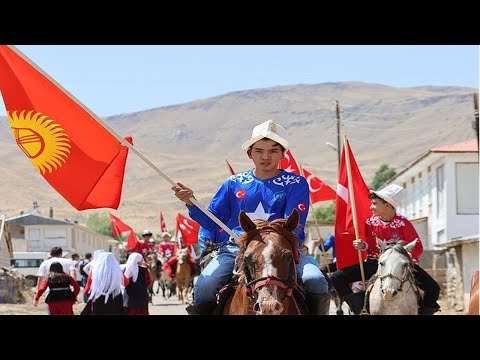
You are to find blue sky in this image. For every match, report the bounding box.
[1,45,478,117]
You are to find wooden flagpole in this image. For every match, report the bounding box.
[299,164,332,278]
[7,45,238,242]
[343,135,366,289]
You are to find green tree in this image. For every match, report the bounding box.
[314,203,335,222]
[369,164,396,190]
[86,213,113,236]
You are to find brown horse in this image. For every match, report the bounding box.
[175,248,192,304]
[146,253,161,303]
[223,209,308,315]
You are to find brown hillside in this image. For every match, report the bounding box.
[0,82,476,235]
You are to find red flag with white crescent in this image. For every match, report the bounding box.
[334,140,371,270]
[278,149,300,174]
[302,168,336,203]
[176,213,200,246]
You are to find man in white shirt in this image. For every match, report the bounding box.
[36,247,75,291]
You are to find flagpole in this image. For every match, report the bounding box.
[343,135,367,289]
[299,164,332,278]
[7,45,238,241]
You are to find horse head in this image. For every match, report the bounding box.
[236,209,300,315]
[177,248,190,265]
[376,238,417,301]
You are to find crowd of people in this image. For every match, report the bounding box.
[32,119,476,316]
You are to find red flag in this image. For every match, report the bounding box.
[160,211,168,233]
[334,140,372,270]
[278,149,300,174]
[109,213,132,237]
[225,158,235,176]
[279,150,334,203]
[302,168,337,203]
[126,229,138,248]
[0,45,131,210]
[176,213,200,246]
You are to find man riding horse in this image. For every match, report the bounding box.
[330,184,441,315]
[172,119,330,315]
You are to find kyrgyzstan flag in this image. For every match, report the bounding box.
[302,168,336,203]
[160,211,168,233]
[176,213,200,246]
[335,139,372,270]
[0,45,131,210]
[278,149,300,174]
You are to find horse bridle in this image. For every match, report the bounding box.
[243,226,298,301]
[378,250,417,293]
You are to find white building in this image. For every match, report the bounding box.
[386,139,479,310]
[5,213,120,275]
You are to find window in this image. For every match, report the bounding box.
[10,259,43,267]
[45,229,67,248]
[27,229,41,249]
[436,165,445,218]
[456,163,479,214]
[411,176,415,184]
[418,172,422,179]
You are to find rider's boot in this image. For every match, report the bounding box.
[185,301,217,315]
[419,302,441,315]
[306,293,332,315]
[344,292,365,315]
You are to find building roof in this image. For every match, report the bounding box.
[431,139,478,152]
[387,138,478,183]
[6,213,71,226]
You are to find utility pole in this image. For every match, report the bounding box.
[473,92,479,145]
[335,100,342,170]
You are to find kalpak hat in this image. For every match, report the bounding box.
[242,120,289,151]
[370,184,405,209]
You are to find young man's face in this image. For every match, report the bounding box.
[370,198,391,217]
[248,139,284,173]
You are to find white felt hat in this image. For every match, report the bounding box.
[370,184,405,209]
[242,120,289,151]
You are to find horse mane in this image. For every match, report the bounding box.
[382,240,415,267]
[235,218,299,284]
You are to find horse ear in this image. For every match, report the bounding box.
[404,239,417,251]
[376,237,387,252]
[284,208,300,232]
[239,211,257,233]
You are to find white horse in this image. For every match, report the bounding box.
[369,238,420,315]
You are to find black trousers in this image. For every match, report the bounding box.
[330,259,378,297]
[330,259,440,307]
[413,264,441,307]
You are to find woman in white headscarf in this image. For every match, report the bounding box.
[124,252,151,315]
[83,252,128,314]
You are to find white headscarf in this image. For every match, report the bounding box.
[124,253,143,283]
[88,252,124,304]
[82,249,106,275]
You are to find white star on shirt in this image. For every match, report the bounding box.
[246,202,275,221]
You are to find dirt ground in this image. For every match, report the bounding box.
[0,287,466,315]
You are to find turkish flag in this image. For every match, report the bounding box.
[302,168,336,203]
[278,149,301,174]
[0,45,131,210]
[160,211,168,233]
[176,213,200,246]
[334,139,372,270]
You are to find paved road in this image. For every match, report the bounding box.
[148,293,189,315]
[147,292,350,315]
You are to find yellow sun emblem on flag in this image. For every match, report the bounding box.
[7,110,71,175]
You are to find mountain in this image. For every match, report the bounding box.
[0,82,476,234]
